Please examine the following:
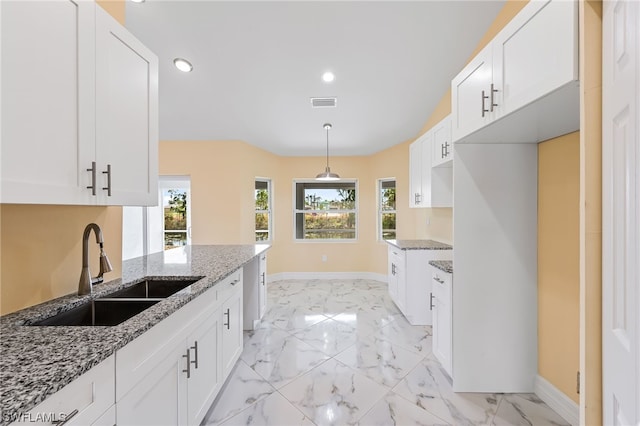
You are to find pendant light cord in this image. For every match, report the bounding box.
[326,127,330,170]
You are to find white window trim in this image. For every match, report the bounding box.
[255,177,273,243]
[292,179,359,243]
[378,177,396,241]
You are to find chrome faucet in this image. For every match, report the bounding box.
[78,223,113,295]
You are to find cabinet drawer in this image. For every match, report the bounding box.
[11,356,115,426]
[217,270,243,303]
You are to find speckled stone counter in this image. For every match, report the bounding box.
[0,244,269,425]
[385,239,452,250]
[429,260,453,274]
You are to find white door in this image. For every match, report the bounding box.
[451,45,493,141]
[116,342,188,426]
[187,310,221,425]
[259,254,268,318]
[1,0,96,204]
[408,141,422,207]
[603,1,639,425]
[493,0,578,117]
[221,287,243,377]
[95,6,158,206]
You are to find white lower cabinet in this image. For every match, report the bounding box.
[387,245,452,325]
[242,253,267,330]
[221,285,243,378]
[116,269,243,426]
[431,267,452,378]
[10,356,115,426]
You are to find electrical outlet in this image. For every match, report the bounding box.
[322,255,327,262]
[426,217,431,225]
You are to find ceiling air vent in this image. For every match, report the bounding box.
[310,97,337,108]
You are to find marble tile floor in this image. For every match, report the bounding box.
[202,279,570,426]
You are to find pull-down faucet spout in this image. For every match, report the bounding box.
[78,223,113,295]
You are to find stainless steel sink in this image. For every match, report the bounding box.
[32,299,159,326]
[102,278,201,299]
[31,277,203,326]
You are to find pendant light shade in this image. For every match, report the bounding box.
[316,123,340,181]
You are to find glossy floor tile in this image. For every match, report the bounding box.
[202,279,571,426]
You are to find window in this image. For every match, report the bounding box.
[379,179,396,240]
[294,180,357,240]
[255,178,272,241]
[160,177,191,250]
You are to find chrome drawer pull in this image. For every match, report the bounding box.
[52,409,78,425]
[190,340,199,369]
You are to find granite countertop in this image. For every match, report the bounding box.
[385,239,453,250]
[429,260,453,274]
[0,244,269,424]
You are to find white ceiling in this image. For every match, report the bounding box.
[125,1,505,156]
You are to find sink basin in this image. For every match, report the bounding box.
[32,299,160,326]
[102,278,201,299]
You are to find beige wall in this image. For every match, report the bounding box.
[538,132,580,404]
[0,1,126,315]
[579,1,603,423]
[159,139,419,276]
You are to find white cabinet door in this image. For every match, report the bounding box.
[432,269,452,378]
[187,310,222,426]
[258,254,268,318]
[493,0,578,118]
[95,6,158,206]
[451,45,493,142]
[431,116,453,167]
[408,140,423,208]
[387,247,399,302]
[221,284,243,377]
[117,341,188,426]
[1,0,96,204]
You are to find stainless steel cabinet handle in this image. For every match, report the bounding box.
[190,340,199,369]
[490,83,498,112]
[391,263,396,275]
[102,164,112,196]
[224,308,230,329]
[182,349,191,378]
[231,278,239,286]
[481,90,489,117]
[261,272,266,286]
[430,293,435,311]
[52,409,78,425]
[87,162,96,195]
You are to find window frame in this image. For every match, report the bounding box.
[159,176,192,251]
[292,179,359,242]
[255,177,273,242]
[378,177,396,241]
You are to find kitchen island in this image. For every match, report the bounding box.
[0,244,269,425]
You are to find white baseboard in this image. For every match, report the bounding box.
[267,272,387,284]
[534,375,579,426]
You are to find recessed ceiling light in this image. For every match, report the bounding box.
[173,58,193,73]
[322,71,335,83]
[130,0,145,3]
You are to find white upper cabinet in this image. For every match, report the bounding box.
[409,115,453,208]
[451,0,579,144]
[431,115,453,167]
[95,7,158,206]
[1,2,158,206]
[451,46,494,142]
[1,0,96,205]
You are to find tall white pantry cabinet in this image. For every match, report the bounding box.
[1,0,158,206]
[450,0,579,393]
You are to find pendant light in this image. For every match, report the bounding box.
[316,123,340,181]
